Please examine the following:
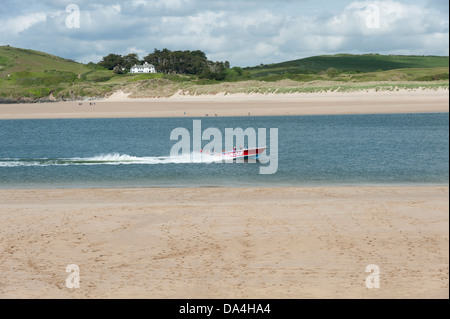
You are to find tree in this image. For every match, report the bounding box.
[231,66,243,76]
[122,53,140,70]
[143,48,211,75]
[326,67,340,78]
[98,54,124,70]
[199,61,227,80]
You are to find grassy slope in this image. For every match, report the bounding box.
[0,46,90,75]
[248,54,449,75]
[0,46,448,101]
[0,46,114,100]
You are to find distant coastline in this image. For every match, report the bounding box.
[1,46,448,104]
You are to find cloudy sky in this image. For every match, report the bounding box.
[0,0,448,67]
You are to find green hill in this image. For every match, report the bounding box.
[248,53,449,76]
[0,46,116,100]
[0,45,92,76]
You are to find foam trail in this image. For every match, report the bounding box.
[0,153,223,167]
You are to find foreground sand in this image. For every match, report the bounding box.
[0,186,448,299]
[0,89,448,119]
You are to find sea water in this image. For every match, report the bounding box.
[0,113,448,188]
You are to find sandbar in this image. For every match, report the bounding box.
[0,89,448,119]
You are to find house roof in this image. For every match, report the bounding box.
[131,62,155,69]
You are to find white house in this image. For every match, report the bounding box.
[130,62,156,74]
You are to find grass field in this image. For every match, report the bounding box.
[0,46,448,101]
[248,53,449,74]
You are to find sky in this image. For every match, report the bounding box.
[0,0,448,67]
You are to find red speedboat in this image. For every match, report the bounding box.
[220,147,266,160]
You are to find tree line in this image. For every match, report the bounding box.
[97,49,238,80]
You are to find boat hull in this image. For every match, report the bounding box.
[221,147,267,160]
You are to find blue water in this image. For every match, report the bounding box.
[0,113,448,188]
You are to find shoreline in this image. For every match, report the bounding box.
[0,88,448,119]
[1,182,449,190]
[0,185,448,298]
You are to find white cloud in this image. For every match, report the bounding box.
[111,4,122,13]
[0,0,448,66]
[132,0,147,6]
[0,12,47,35]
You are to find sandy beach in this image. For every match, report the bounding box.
[0,88,448,119]
[0,186,448,299]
